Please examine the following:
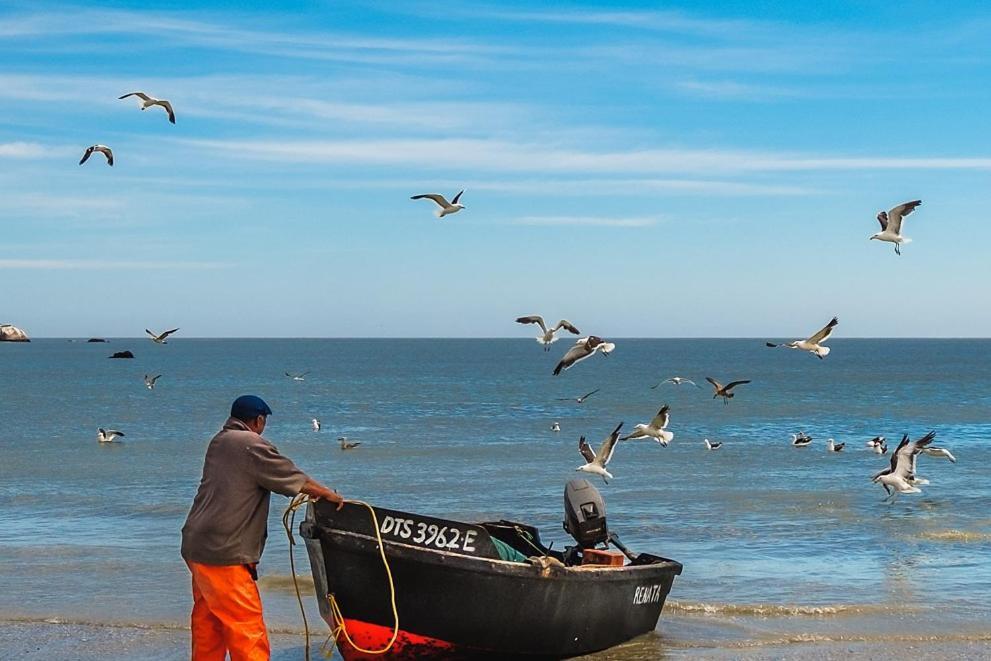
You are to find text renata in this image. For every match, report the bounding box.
[379,515,478,553]
[633,584,663,605]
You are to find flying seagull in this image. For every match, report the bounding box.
[704,439,722,451]
[621,404,674,446]
[705,377,750,404]
[872,431,936,500]
[312,418,321,432]
[410,190,465,218]
[826,438,846,452]
[285,371,309,381]
[553,336,615,376]
[143,374,162,390]
[97,428,125,443]
[871,200,922,255]
[551,421,561,433]
[791,432,812,447]
[766,317,838,359]
[922,446,956,463]
[557,389,600,404]
[576,422,624,484]
[146,328,179,344]
[650,376,699,389]
[79,145,113,166]
[339,436,361,450]
[516,315,580,351]
[118,92,176,124]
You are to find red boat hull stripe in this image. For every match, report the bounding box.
[338,618,459,660]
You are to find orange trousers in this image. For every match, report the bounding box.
[186,560,271,661]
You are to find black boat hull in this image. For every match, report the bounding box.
[302,502,681,660]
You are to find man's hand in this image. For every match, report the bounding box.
[301,478,345,510]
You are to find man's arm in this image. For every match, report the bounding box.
[301,477,345,510]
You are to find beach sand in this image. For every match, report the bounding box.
[3,619,990,660]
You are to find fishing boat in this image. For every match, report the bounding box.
[300,479,682,659]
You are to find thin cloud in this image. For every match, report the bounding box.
[0,141,51,158]
[513,215,658,228]
[0,259,230,270]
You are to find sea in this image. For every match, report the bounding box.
[1,338,990,657]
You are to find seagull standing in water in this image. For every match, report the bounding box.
[285,371,309,381]
[79,145,113,166]
[557,389,600,404]
[826,438,846,452]
[704,439,722,450]
[143,374,162,390]
[650,377,700,390]
[870,200,922,255]
[872,431,936,500]
[118,92,176,124]
[516,316,580,350]
[312,418,321,432]
[97,428,125,443]
[410,190,465,218]
[339,436,361,450]
[621,405,674,446]
[705,377,751,404]
[791,433,812,447]
[766,317,838,359]
[553,336,615,375]
[146,328,179,344]
[576,422,624,484]
[551,422,561,433]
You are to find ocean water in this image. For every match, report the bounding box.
[1,338,990,656]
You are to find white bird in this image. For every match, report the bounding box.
[826,438,845,452]
[922,447,956,463]
[143,374,161,390]
[576,422,624,484]
[766,317,838,360]
[410,190,465,218]
[516,315,580,351]
[621,405,674,446]
[870,200,922,255]
[791,432,812,447]
[553,336,615,375]
[872,431,936,500]
[551,421,561,433]
[312,418,321,432]
[704,438,722,450]
[556,389,600,404]
[339,436,361,450]
[866,435,885,449]
[285,371,309,381]
[651,376,699,389]
[146,328,179,344]
[874,441,889,455]
[97,428,125,443]
[79,145,113,166]
[118,92,176,124]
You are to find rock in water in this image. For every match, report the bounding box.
[109,350,135,359]
[0,324,30,342]
[87,338,109,343]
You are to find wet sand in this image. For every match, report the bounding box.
[3,619,990,660]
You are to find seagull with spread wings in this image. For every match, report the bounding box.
[97,428,125,443]
[79,145,113,166]
[410,190,465,218]
[146,328,179,344]
[872,431,936,500]
[650,376,699,389]
[143,374,162,390]
[553,336,615,375]
[870,200,922,255]
[557,388,600,404]
[576,422,624,484]
[119,92,176,124]
[705,377,751,404]
[516,315,580,351]
[621,405,674,446]
[766,317,838,359]
[285,371,309,382]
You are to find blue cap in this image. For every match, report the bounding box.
[231,395,273,421]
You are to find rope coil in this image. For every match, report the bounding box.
[283,495,399,659]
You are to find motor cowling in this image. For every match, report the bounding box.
[563,478,608,548]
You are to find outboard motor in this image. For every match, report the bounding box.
[563,478,608,549]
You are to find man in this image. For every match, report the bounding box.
[181,395,343,661]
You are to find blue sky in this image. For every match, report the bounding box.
[2,1,990,337]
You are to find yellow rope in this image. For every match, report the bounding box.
[284,496,399,659]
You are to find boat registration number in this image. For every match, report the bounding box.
[633,584,663,605]
[378,515,479,553]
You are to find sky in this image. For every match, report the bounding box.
[2,0,990,338]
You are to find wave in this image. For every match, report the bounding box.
[685,632,991,649]
[0,615,311,637]
[665,601,917,617]
[257,573,315,593]
[917,529,991,543]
